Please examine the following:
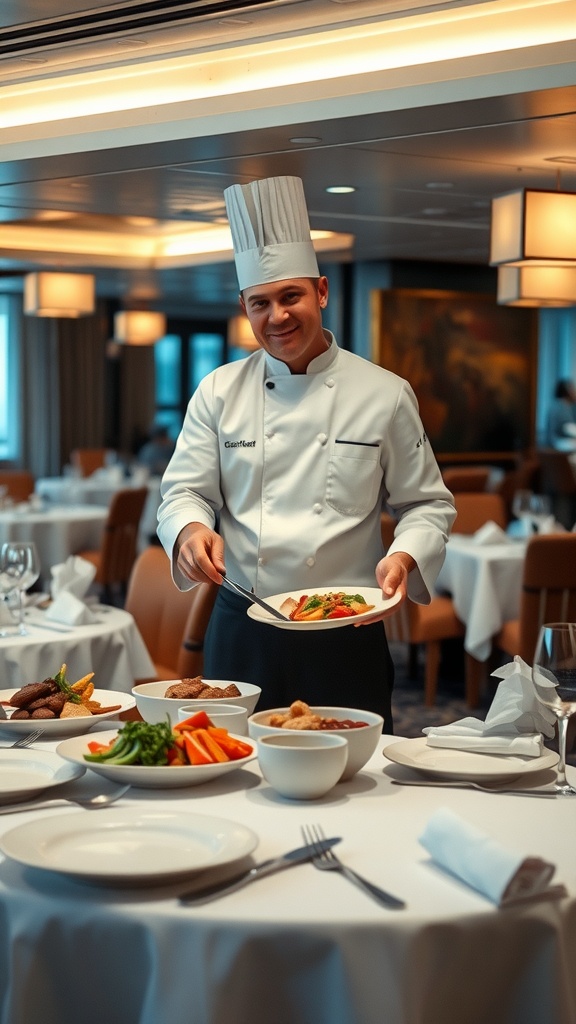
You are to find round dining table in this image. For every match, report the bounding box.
[0,503,108,589]
[35,475,163,546]
[0,733,574,1024]
[0,605,155,691]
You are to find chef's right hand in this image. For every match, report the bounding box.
[176,523,226,586]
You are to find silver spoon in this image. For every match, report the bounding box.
[0,784,131,815]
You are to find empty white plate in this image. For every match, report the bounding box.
[0,749,85,804]
[384,737,559,783]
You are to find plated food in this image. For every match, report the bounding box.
[248,703,383,780]
[247,587,402,630]
[164,677,242,700]
[133,679,261,725]
[383,737,560,783]
[4,664,121,721]
[57,718,256,788]
[0,684,135,738]
[267,700,369,731]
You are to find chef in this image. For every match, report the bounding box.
[157,175,455,728]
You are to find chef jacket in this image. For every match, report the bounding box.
[158,333,456,603]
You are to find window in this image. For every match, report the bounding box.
[0,296,19,461]
[153,319,229,436]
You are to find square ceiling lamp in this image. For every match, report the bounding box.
[24,272,95,317]
[497,265,576,306]
[227,314,259,351]
[490,188,576,267]
[114,310,167,345]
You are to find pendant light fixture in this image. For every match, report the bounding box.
[497,264,576,306]
[490,188,576,267]
[227,314,259,351]
[114,310,167,345]
[23,272,96,317]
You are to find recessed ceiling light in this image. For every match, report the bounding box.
[425,182,454,190]
[290,137,322,145]
[326,186,356,194]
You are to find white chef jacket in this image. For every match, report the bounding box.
[158,334,455,604]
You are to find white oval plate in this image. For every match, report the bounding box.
[0,688,136,737]
[0,749,85,804]
[383,737,559,782]
[247,587,402,630]
[0,809,258,885]
[56,729,257,788]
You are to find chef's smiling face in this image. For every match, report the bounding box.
[240,276,329,374]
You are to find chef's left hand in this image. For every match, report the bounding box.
[354,551,415,626]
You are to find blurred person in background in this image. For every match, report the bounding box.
[547,379,576,452]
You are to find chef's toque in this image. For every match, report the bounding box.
[224,175,320,291]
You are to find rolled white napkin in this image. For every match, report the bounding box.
[472,520,509,545]
[45,590,97,626]
[50,555,96,601]
[423,656,556,756]
[419,808,563,906]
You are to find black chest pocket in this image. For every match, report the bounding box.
[326,441,381,515]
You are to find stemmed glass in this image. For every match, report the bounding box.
[0,548,24,637]
[531,622,576,796]
[0,542,40,636]
[512,490,535,536]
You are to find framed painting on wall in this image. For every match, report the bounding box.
[370,288,537,459]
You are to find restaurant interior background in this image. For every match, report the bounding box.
[1,0,576,480]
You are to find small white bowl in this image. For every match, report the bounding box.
[177,703,249,736]
[133,680,261,726]
[248,706,383,781]
[257,732,348,800]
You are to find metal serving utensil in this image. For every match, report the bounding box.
[221,572,290,621]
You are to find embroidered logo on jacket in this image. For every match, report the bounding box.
[224,440,256,448]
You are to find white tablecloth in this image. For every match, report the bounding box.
[35,476,162,545]
[0,606,155,691]
[436,534,526,660]
[0,505,107,588]
[0,734,574,1024]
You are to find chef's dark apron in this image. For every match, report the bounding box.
[204,586,394,732]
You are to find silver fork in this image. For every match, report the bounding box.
[8,730,45,748]
[301,824,406,910]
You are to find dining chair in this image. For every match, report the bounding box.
[76,486,148,603]
[495,534,576,664]
[536,448,576,529]
[495,455,541,521]
[70,448,109,477]
[452,491,508,533]
[124,544,218,680]
[0,469,35,502]
[441,466,491,493]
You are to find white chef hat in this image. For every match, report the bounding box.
[224,175,320,291]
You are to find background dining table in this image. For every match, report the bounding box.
[435,533,527,661]
[0,503,108,589]
[35,474,163,548]
[0,605,155,690]
[0,733,574,1024]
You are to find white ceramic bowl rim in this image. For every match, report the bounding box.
[258,733,348,748]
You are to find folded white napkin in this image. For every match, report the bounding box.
[45,590,97,626]
[50,555,96,600]
[47,556,98,625]
[419,808,564,906]
[472,520,509,545]
[423,656,556,755]
[536,515,566,535]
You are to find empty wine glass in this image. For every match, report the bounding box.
[512,489,535,536]
[0,542,40,636]
[531,622,576,796]
[528,493,552,533]
[0,548,24,637]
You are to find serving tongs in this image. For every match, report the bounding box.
[221,572,290,621]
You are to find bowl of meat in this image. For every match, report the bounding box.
[132,677,262,726]
[248,700,383,780]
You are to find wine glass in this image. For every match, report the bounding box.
[0,542,40,636]
[531,622,576,796]
[512,489,535,536]
[0,547,24,637]
[528,493,552,533]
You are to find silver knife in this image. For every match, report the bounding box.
[221,572,290,621]
[179,836,342,904]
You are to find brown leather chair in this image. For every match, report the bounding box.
[0,470,35,502]
[384,596,468,706]
[70,448,109,477]
[495,456,541,521]
[77,486,148,602]
[537,449,576,529]
[452,491,508,534]
[124,546,218,682]
[442,466,491,493]
[496,534,576,664]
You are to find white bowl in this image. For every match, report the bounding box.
[177,703,249,736]
[248,706,383,781]
[56,729,257,789]
[257,732,348,799]
[133,680,262,726]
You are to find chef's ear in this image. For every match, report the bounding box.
[318,276,329,308]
